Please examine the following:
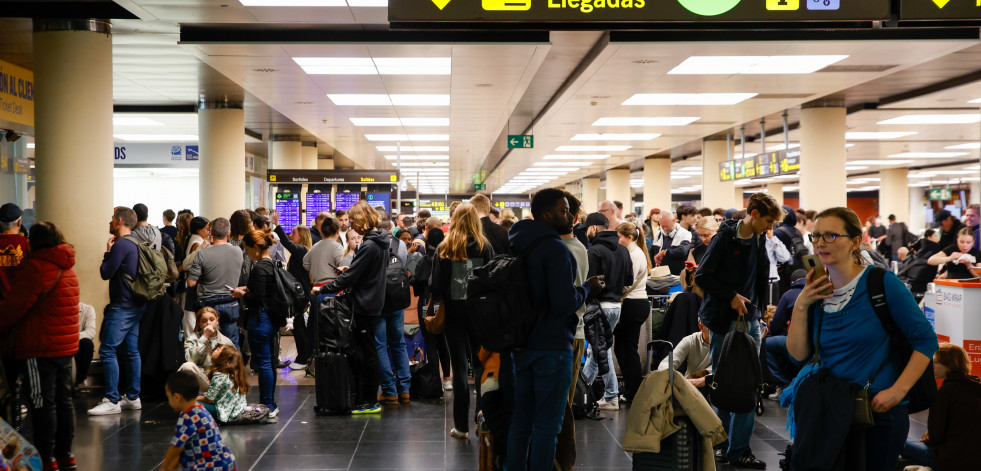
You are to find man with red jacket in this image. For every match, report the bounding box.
[0,221,80,471]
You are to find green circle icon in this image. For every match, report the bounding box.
[677,0,740,16]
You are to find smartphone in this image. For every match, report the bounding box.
[802,254,833,295]
[224,285,234,291]
[684,261,698,270]
[327,262,340,273]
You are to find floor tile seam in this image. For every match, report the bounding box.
[347,416,370,471]
[102,401,166,443]
[247,393,312,471]
[599,416,631,462]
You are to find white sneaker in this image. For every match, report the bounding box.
[289,362,307,371]
[768,387,784,402]
[450,428,469,440]
[904,467,933,471]
[268,408,280,419]
[442,379,453,391]
[597,397,619,411]
[119,396,142,410]
[87,398,121,416]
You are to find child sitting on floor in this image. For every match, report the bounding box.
[198,346,249,424]
[161,371,236,471]
[180,307,235,392]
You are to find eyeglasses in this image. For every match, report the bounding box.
[809,232,850,244]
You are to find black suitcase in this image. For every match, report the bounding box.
[314,351,354,416]
[632,340,702,471]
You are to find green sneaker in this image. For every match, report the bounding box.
[352,403,382,415]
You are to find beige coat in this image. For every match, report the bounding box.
[622,369,728,471]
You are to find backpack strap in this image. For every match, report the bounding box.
[865,266,907,387]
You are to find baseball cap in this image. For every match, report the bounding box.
[934,209,952,227]
[583,212,609,229]
[0,203,22,224]
[648,208,661,217]
[723,208,737,219]
[791,269,808,282]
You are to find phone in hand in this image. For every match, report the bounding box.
[224,285,234,291]
[684,261,698,270]
[802,254,833,295]
[327,262,340,273]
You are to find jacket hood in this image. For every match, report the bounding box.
[790,277,807,290]
[718,218,741,238]
[31,244,75,269]
[943,372,981,396]
[782,206,798,227]
[426,228,445,247]
[590,230,620,251]
[363,229,390,248]
[509,219,559,253]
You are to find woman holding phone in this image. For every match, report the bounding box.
[785,207,937,471]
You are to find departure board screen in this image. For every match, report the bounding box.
[335,192,360,212]
[366,192,391,213]
[306,193,331,227]
[275,192,301,235]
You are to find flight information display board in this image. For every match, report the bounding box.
[306,192,331,227]
[275,192,301,235]
[390,0,890,23]
[366,192,391,212]
[902,1,981,20]
[335,192,361,212]
[719,148,800,182]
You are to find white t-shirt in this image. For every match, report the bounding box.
[625,243,649,300]
[823,266,870,313]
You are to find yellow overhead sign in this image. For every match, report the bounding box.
[0,59,34,128]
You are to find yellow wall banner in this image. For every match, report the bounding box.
[0,60,34,128]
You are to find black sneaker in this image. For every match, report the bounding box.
[731,452,766,469]
[714,448,728,464]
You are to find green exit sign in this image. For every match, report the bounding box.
[508,135,534,149]
[474,183,486,191]
[929,188,953,201]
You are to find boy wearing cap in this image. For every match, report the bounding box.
[935,209,965,250]
[0,203,29,299]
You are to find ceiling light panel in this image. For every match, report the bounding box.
[115,134,198,141]
[377,146,449,152]
[542,155,609,160]
[887,152,969,159]
[622,93,758,106]
[878,114,981,125]
[668,55,849,75]
[945,143,981,150]
[533,162,593,167]
[845,132,918,140]
[555,145,631,151]
[383,155,450,160]
[848,160,914,166]
[592,117,700,127]
[571,133,660,141]
[364,134,450,141]
[351,118,449,127]
[374,58,451,75]
[293,57,451,75]
[113,116,164,126]
[391,162,449,167]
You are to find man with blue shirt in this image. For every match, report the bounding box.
[89,206,147,416]
[506,188,604,471]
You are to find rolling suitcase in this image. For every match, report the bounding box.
[314,351,354,416]
[632,340,702,471]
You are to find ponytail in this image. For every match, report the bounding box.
[617,222,653,271]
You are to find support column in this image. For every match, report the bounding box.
[702,139,736,209]
[301,142,318,170]
[269,137,302,170]
[606,168,631,215]
[736,188,745,208]
[909,187,927,232]
[318,158,335,170]
[970,181,980,205]
[581,177,600,215]
[766,182,784,207]
[33,19,113,313]
[644,157,671,213]
[199,103,245,219]
[800,104,847,209]
[880,168,910,223]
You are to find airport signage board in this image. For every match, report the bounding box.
[267,170,399,184]
[0,59,33,128]
[390,0,890,23]
[112,142,199,166]
[929,188,953,201]
[719,148,800,182]
[902,0,981,20]
[508,135,533,149]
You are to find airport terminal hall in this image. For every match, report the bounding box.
[2,1,981,470]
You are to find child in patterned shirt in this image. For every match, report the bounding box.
[161,371,236,471]
[198,346,249,423]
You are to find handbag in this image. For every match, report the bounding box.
[423,298,445,334]
[813,304,876,430]
[2,269,62,359]
[408,348,443,400]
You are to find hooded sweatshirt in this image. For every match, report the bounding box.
[323,229,391,317]
[586,230,634,307]
[927,372,981,471]
[508,219,591,351]
[0,244,80,359]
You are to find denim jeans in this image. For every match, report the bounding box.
[901,438,934,468]
[709,319,761,461]
[507,349,574,471]
[582,306,620,400]
[23,356,74,461]
[764,335,801,387]
[248,311,277,411]
[865,404,910,471]
[209,300,240,351]
[372,310,412,397]
[100,304,146,403]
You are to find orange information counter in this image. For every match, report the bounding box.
[925,279,981,375]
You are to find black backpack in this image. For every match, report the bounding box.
[466,236,550,352]
[776,226,809,269]
[710,316,762,414]
[571,371,600,419]
[268,260,307,328]
[381,237,412,313]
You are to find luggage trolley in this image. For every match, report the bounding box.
[632,339,702,471]
[642,295,673,373]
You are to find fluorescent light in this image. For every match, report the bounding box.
[678,167,701,172]
[374,58,451,75]
[533,162,593,167]
[377,146,449,152]
[555,145,631,151]
[845,132,918,140]
[945,143,981,150]
[241,0,346,5]
[391,162,449,167]
[352,118,448,127]
[592,117,700,127]
[383,155,450,160]
[327,94,391,106]
[26,143,35,149]
[294,57,450,75]
[293,57,376,74]
[521,167,580,172]
[920,170,980,176]
[114,134,198,141]
[909,182,931,187]
[670,175,691,180]
[113,116,164,126]
[622,93,757,106]
[571,133,659,141]
[887,152,969,159]
[969,98,981,104]
[848,160,914,166]
[364,134,450,141]
[668,55,848,75]
[351,118,400,127]
[845,166,869,171]
[878,115,981,125]
[542,155,609,160]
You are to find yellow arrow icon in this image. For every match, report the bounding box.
[932,0,950,8]
[432,0,451,9]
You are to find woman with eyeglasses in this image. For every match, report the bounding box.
[682,217,719,295]
[784,207,937,471]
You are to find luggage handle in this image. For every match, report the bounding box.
[647,340,675,394]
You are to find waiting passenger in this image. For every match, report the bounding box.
[651,210,692,276]
[966,203,979,251]
[74,302,97,393]
[197,346,249,424]
[180,307,235,392]
[272,223,313,370]
[160,371,236,471]
[658,320,712,391]
[927,227,980,280]
[188,218,242,349]
[614,221,652,403]
[934,209,965,251]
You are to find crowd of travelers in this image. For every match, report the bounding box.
[0,191,976,471]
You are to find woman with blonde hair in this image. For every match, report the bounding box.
[614,221,653,401]
[429,203,495,439]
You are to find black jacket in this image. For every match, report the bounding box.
[694,219,769,334]
[323,230,390,317]
[899,239,943,294]
[586,231,634,305]
[583,301,613,376]
[771,277,805,337]
[661,291,702,348]
[938,219,966,251]
[274,224,312,296]
[481,217,510,257]
[429,237,494,303]
[927,372,981,471]
[885,222,916,257]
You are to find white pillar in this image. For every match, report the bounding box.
[909,187,927,233]
[766,182,784,207]
[301,143,318,170]
[644,157,671,214]
[199,105,246,219]
[606,169,631,216]
[33,19,113,314]
[880,168,910,224]
[970,181,980,205]
[736,188,745,208]
[270,139,302,170]
[318,159,335,170]
[800,105,847,209]
[581,177,600,215]
[702,139,737,209]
